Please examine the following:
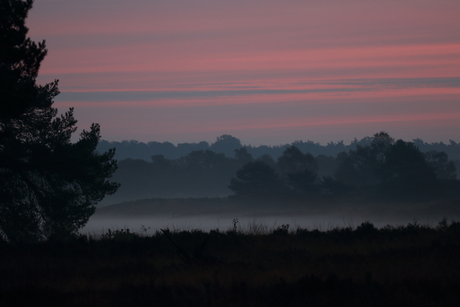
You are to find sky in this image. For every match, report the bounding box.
[26,0,460,146]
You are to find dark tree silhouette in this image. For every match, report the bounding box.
[287,169,318,195]
[334,132,444,199]
[424,150,457,180]
[316,154,337,178]
[370,131,395,160]
[255,153,276,169]
[0,0,119,242]
[97,135,460,165]
[277,146,318,176]
[334,132,392,187]
[277,146,318,194]
[180,150,229,170]
[381,140,438,197]
[209,134,242,156]
[234,147,253,165]
[229,161,287,200]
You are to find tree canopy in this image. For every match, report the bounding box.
[228,161,287,200]
[226,132,458,202]
[0,0,119,242]
[334,132,451,199]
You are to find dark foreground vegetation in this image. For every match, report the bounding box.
[2,219,460,306]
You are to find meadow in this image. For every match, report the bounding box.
[1,216,460,306]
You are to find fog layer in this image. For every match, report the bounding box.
[82,199,459,235]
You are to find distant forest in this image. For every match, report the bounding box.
[98,134,460,161]
[99,133,460,205]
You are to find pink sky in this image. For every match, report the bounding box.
[27,0,460,145]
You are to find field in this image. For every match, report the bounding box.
[1,215,460,306]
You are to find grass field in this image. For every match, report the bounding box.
[1,217,460,306]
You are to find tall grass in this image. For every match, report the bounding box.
[1,219,460,306]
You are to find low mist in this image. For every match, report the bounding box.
[82,201,457,236]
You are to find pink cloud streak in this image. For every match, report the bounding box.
[26,0,460,144]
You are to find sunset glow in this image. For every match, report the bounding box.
[27,0,460,145]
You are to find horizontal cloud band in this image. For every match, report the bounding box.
[57,77,460,102]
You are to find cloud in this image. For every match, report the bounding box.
[56,77,460,104]
[27,0,460,145]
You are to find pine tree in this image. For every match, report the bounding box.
[0,0,119,242]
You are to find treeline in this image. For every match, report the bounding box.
[103,148,258,204]
[97,134,460,161]
[102,132,460,205]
